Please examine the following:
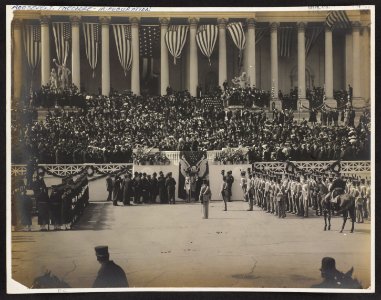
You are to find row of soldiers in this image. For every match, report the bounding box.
[12,173,89,231]
[238,171,371,221]
[106,171,177,205]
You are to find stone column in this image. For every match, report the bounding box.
[70,16,81,89]
[189,17,199,97]
[159,17,169,96]
[352,21,363,106]
[130,17,140,96]
[324,25,335,108]
[297,22,308,108]
[217,18,227,88]
[270,23,281,109]
[100,17,110,96]
[12,18,23,102]
[246,18,256,87]
[40,15,51,86]
[361,25,370,103]
[345,32,353,88]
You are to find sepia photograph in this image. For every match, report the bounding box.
[6,4,375,293]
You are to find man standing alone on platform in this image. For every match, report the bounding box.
[226,171,234,202]
[220,176,229,211]
[200,179,211,219]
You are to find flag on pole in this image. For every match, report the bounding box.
[82,23,99,78]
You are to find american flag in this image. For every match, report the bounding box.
[196,25,218,66]
[278,26,293,57]
[183,151,206,166]
[326,11,351,30]
[23,25,41,73]
[52,22,71,65]
[305,26,323,57]
[139,26,160,58]
[112,24,132,76]
[83,23,99,78]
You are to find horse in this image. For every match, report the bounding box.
[320,192,356,233]
[31,271,71,289]
[335,193,356,233]
[321,192,332,231]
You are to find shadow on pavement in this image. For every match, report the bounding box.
[71,202,112,231]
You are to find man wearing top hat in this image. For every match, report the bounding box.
[93,246,129,288]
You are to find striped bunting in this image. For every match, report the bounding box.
[82,23,99,78]
[305,26,323,57]
[326,11,351,30]
[196,25,218,66]
[278,26,293,57]
[23,25,41,73]
[227,22,246,51]
[165,25,189,64]
[52,22,71,66]
[112,24,133,76]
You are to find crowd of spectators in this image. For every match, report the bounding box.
[12,87,371,164]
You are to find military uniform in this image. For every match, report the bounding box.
[93,246,129,288]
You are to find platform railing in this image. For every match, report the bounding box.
[11,159,370,178]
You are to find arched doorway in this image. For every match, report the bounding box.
[289,65,315,89]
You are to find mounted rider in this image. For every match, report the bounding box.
[329,172,346,204]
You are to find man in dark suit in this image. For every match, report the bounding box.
[122,173,133,206]
[157,171,167,204]
[165,172,176,204]
[93,246,129,288]
[150,172,158,204]
[141,173,150,203]
[106,175,113,202]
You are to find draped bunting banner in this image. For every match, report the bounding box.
[165,25,189,65]
[139,25,160,58]
[326,11,351,30]
[52,22,71,66]
[112,24,133,76]
[82,23,99,78]
[140,26,159,80]
[227,22,246,68]
[305,26,323,57]
[255,27,267,45]
[23,25,41,75]
[278,26,293,57]
[196,25,218,66]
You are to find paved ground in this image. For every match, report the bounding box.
[11,201,371,290]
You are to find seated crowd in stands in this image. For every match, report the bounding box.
[12,85,370,164]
